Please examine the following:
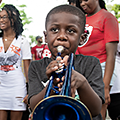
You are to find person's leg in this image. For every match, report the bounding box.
[101,104,108,120]
[108,93,120,120]
[0,110,8,120]
[22,107,30,120]
[11,111,23,120]
[7,111,10,120]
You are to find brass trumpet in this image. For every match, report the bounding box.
[32,46,92,120]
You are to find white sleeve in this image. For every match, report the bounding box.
[21,37,32,60]
[118,24,120,52]
[117,42,120,52]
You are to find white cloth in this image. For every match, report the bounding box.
[101,62,116,86]
[110,42,120,94]
[0,35,31,110]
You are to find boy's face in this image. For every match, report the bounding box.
[46,12,83,58]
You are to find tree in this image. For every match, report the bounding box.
[107,4,120,22]
[18,4,32,31]
[29,35,37,46]
[111,4,120,20]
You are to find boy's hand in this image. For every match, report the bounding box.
[71,70,87,98]
[46,55,69,92]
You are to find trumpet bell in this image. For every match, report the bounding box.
[32,95,92,120]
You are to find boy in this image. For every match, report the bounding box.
[28,4,104,120]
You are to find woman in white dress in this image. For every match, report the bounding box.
[0,4,31,120]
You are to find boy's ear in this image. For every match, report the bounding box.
[79,33,88,46]
[43,31,47,43]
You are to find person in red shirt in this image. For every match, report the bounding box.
[31,36,51,60]
[75,0,119,120]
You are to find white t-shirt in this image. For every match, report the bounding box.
[110,40,120,94]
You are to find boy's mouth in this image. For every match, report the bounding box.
[57,46,64,53]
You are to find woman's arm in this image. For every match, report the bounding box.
[22,59,31,104]
[104,42,118,104]
[23,59,31,82]
[32,54,35,61]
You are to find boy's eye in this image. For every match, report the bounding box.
[51,28,59,33]
[67,29,75,34]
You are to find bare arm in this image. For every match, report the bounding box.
[30,87,47,110]
[103,42,117,104]
[22,59,31,104]
[32,54,35,61]
[23,59,31,82]
[29,83,55,110]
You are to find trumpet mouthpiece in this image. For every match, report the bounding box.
[57,46,64,53]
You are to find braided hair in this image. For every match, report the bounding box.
[99,0,107,10]
[68,0,77,4]
[0,4,23,39]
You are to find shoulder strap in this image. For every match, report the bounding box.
[40,44,46,59]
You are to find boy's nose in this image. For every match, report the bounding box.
[57,30,67,41]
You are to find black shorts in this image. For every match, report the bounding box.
[107,93,120,120]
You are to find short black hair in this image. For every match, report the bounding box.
[45,4,86,33]
[0,4,23,39]
[36,36,42,40]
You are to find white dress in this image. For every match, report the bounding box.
[0,35,31,110]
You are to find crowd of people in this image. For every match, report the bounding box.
[0,0,120,120]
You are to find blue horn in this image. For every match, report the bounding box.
[32,46,92,120]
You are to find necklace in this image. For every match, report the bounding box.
[3,35,15,42]
[5,39,7,41]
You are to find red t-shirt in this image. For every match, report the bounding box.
[31,44,51,60]
[76,9,119,63]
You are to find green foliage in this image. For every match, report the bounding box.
[29,35,37,45]
[17,5,32,30]
[112,4,120,15]
[107,4,120,22]
[0,3,5,8]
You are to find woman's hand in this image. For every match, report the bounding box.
[23,94,28,104]
[104,85,110,105]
